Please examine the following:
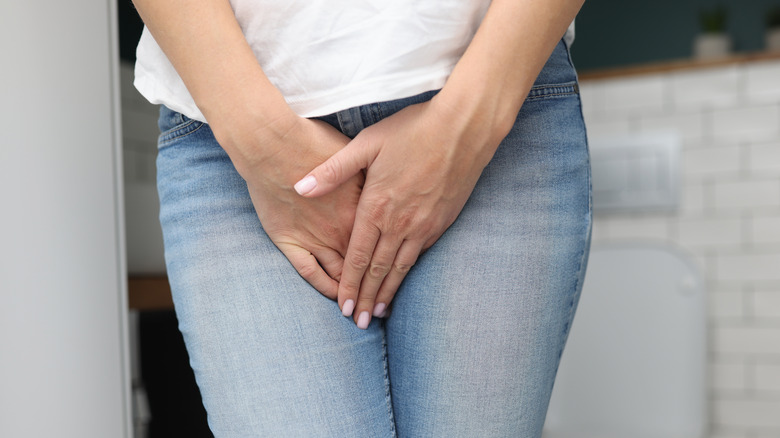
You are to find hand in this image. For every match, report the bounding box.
[293,98,505,327]
[225,116,364,300]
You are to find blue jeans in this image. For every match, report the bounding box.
[156,39,591,437]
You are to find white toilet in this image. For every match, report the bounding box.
[543,243,708,438]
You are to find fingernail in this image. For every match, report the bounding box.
[341,299,355,317]
[373,302,386,318]
[357,311,370,329]
[293,175,317,195]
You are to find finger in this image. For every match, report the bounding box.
[279,245,339,299]
[293,136,376,198]
[311,247,344,282]
[353,235,403,329]
[373,240,424,318]
[337,221,381,318]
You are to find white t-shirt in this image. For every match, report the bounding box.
[134,1,574,122]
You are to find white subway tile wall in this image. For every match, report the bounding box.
[711,105,780,143]
[682,145,741,179]
[749,141,780,174]
[602,75,667,116]
[744,63,780,103]
[582,58,780,437]
[670,66,741,111]
[709,290,746,320]
[638,111,705,142]
[713,399,780,428]
[711,360,747,392]
[754,362,780,393]
[754,291,780,320]
[709,431,749,438]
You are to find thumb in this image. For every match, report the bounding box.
[293,137,376,197]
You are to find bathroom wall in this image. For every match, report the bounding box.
[581,60,780,437]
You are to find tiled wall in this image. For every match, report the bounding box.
[580,60,780,438]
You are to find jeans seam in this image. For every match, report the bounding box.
[158,120,205,147]
[526,82,579,101]
[561,35,580,83]
[564,207,591,346]
[336,109,352,137]
[560,123,592,354]
[550,86,592,398]
[381,324,397,438]
[525,91,577,101]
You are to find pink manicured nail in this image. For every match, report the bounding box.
[342,299,355,317]
[293,175,317,195]
[357,311,370,329]
[373,302,386,318]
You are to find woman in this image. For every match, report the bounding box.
[133,0,591,435]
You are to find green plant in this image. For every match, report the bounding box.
[700,6,727,33]
[767,7,780,29]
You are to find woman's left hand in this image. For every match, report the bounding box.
[293,97,509,328]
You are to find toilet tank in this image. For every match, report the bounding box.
[543,244,708,438]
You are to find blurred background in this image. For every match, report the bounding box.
[572,0,780,70]
[2,0,779,437]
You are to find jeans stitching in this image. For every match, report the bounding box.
[370,102,383,125]
[158,119,206,147]
[381,325,397,438]
[562,132,591,350]
[561,202,591,357]
[526,82,579,101]
[549,88,592,399]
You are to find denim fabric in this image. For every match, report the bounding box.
[156,39,591,437]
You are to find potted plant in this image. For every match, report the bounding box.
[693,6,731,59]
[766,7,780,51]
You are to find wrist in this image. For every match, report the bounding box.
[206,86,301,178]
[432,77,522,151]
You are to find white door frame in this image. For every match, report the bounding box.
[0,0,131,436]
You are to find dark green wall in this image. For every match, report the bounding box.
[571,0,780,72]
[119,1,780,70]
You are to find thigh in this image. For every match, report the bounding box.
[385,43,592,437]
[155,107,395,437]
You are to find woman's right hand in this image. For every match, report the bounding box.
[216,114,363,300]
